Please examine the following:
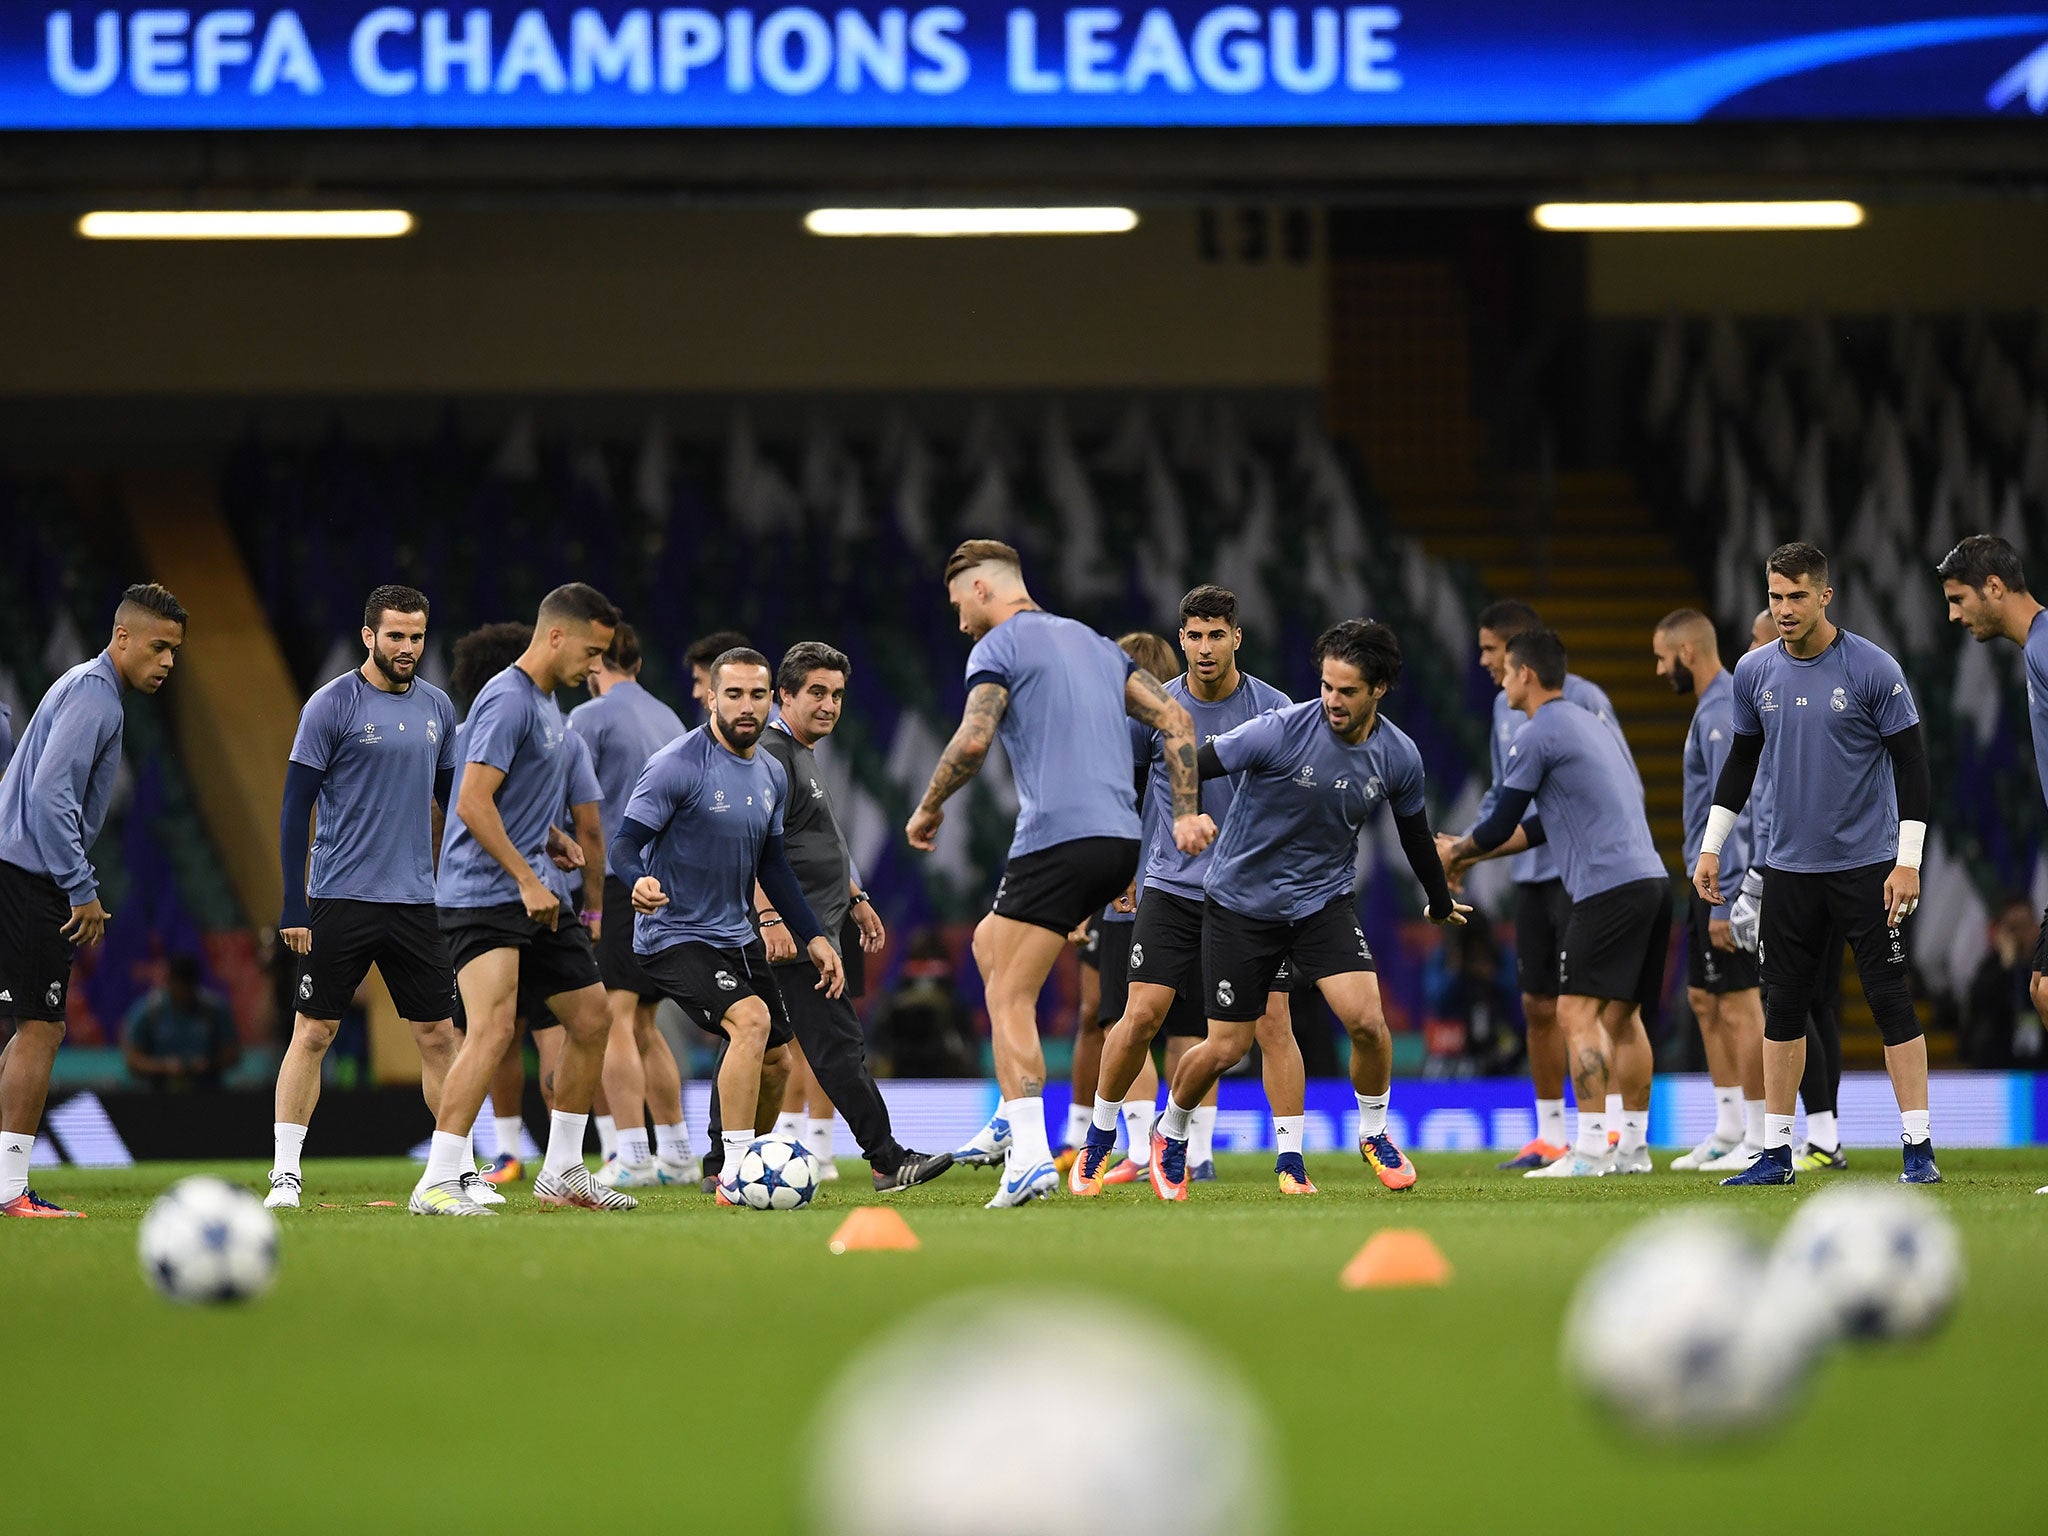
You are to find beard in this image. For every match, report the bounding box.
[1667,662,1695,696]
[717,707,763,748]
[371,645,416,686]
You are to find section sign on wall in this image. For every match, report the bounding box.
[11,4,2048,128]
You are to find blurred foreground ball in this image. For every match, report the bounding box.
[1564,1212,1814,1439]
[139,1176,279,1304]
[811,1291,1272,1536]
[1768,1185,1962,1343]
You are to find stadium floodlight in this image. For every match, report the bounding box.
[804,207,1139,237]
[77,210,416,240]
[1530,201,1865,232]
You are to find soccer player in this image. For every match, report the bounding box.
[1936,533,2048,1191]
[0,583,185,1218]
[1146,619,1464,1200]
[610,647,845,1201]
[413,583,633,1215]
[751,642,951,1191]
[1654,610,1766,1174]
[568,622,700,1189]
[907,539,1207,1208]
[1448,601,1633,1171]
[268,586,465,1210]
[1445,629,1666,1179]
[1732,608,1848,1171]
[1074,592,1314,1198]
[1695,542,1936,1186]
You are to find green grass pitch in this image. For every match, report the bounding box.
[10,1151,2048,1535]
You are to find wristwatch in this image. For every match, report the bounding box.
[850,891,872,908]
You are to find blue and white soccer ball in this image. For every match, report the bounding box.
[1563,1212,1815,1438]
[1768,1185,1963,1343]
[734,1136,819,1210]
[138,1176,280,1305]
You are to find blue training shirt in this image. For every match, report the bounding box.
[1203,699,1427,924]
[1501,698,1667,903]
[1729,629,1919,874]
[567,678,685,863]
[1143,671,1293,901]
[1683,670,1751,917]
[436,664,579,909]
[0,652,125,904]
[540,729,604,906]
[291,669,459,906]
[964,610,1142,858]
[1476,674,1633,887]
[620,726,787,954]
[2025,610,2048,817]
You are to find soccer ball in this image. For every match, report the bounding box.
[138,1177,280,1305]
[734,1136,819,1210]
[1563,1212,1814,1438]
[1768,1185,1963,1343]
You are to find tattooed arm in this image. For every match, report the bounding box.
[1124,669,1215,857]
[906,682,1008,851]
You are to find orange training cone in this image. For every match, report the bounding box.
[1339,1228,1451,1290]
[828,1206,921,1254]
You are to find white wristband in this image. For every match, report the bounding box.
[1896,819,1926,870]
[1701,805,1738,857]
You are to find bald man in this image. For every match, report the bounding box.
[1655,610,1764,1172]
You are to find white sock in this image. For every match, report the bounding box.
[1001,1097,1051,1166]
[1765,1113,1796,1150]
[1604,1092,1623,1125]
[1274,1114,1305,1158]
[1575,1114,1608,1159]
[1743,1099,1766,1150]
[655,1122,690,1164]
[543,1111,589,1178]
[595,1114,618,1159]
[1189,1104,1218,1163]
[1160,1098,1193,1140]
[0,1133,33,1202]
[772,1110,803,1139]
[1356,1091,1390,1140]
[1902,1108,1931,1146]
[421,1129,469,1188]
[1618,1110,1647,1155]
[721,1128,754,1179]
[1712,1086,1743,1144]
[461,1129,476,1172]
[1536,1097,1567,1147]
[1805,1109,1838,1151]
[618,1126,651,1166]
[806,1116,836,1162]
[1064,1101,1092,1147]
[1122,1098,1155,1165]
[273,1122,308,1178]
[1091,1096,1122,1134]
[494,1115,524,1157]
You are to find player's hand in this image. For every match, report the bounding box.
[761,919,798,964]
[1729,890,1761,953]
[62,897,109,947]
[632,876,668,914]
[1691,851,1723,908]
[853,900,886,954]
[906,804,943,851]
[1709,917,1736,953]
[1173,813,1217,856]
[546,826,584,871]
[808,935,846,999]
[1111,881,1137,915]
[519,877,560,930]
[1427,899,1473,927]
[1067,919,1092,945]
[280,926,312,956]
[1884,864,1921,927]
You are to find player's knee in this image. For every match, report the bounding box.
[294,1014,339,1053]
[1686,987,1715,1027]
[1763,994,1811,1043]
[1862,975,1922,1047]
[2031,974,2048,1020]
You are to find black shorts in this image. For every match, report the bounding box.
[1134,887,1292,1032]
[1076,916,1104,971]
[1686,893,1760,994]
[436,903,603,1001]
[1093,916,1139,1028]
[1759,862,1918,1046]
[641,937,796,1049]
[296,900,454,1023]
[597,875,663,1001]
[1514,878,1572,999]
[992,837,1141,936]
[1558,878,1671,1014]
[0,860,73,1021]
[1203,895,1372,1024]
